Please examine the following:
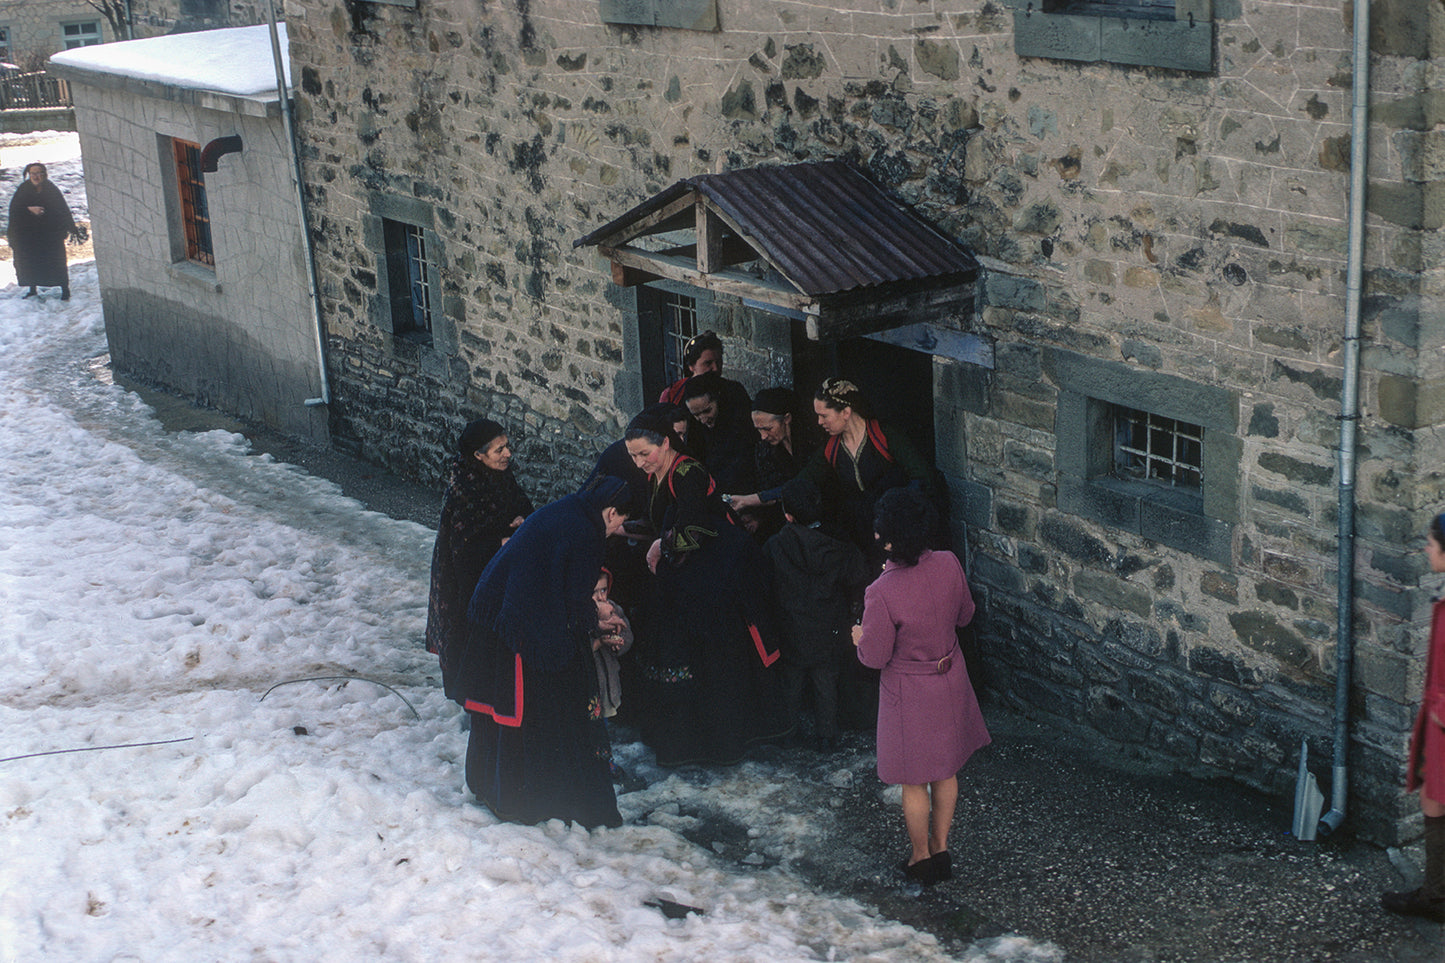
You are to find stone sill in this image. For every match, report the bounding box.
[167,259,221,293]
[1013,9,1213,72]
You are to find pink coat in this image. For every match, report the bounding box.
[1406,597,1445,803]
[856,549,990,785]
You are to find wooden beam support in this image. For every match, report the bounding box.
[600,245,815,311]
[696,197,724,274]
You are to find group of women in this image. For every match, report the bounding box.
[423,340,991,886]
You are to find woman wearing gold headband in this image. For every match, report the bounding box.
[797,378,939,571]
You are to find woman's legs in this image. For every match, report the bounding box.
[901,775,960,869]
[900,783,932,865]
[928,775,958,856]
[1383,791,1445,922]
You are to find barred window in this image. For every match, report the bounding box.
[172,139,214,267]
[661,290,698,383]
[1112,405,1202,490]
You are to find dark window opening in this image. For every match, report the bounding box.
[383,218,434,340]
[1112,405,1202,490]
[172,139,214,267]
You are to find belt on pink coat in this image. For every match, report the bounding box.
[886,642,960,676]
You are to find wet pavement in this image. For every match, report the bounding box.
[128,380,1442,962]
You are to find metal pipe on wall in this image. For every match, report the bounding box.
[264,0,330,409]
[1318,0,1372,839]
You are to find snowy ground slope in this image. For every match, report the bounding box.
[0,256,1059,957]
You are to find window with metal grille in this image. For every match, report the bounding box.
[1112,405,1202,490]
[62,21,102,49]
[383,218,433,339]
[661,291,698,383]
[172,139,214,267]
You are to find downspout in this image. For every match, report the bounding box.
[264,0,330,409]
[1319,0,1371,838]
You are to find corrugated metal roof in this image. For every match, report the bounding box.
[575,161,977,298]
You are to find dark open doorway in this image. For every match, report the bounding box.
[790,324,936,464]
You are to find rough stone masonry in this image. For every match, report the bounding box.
[282,0,1444,843]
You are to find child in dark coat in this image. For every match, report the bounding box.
[763,477,870,750]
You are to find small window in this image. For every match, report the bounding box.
[0,27,11,63]
[1048,348,1238,565]
[1112,405,1202,490]
[660,290,698,383]
[172,139,214,267]
[600,0,718,30]
[1012,0,1213,73]
[62,21,103,49]
[383,218,434,341]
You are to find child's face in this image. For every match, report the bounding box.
[592,576,609,604]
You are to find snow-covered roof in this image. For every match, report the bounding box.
[50,24,290,98]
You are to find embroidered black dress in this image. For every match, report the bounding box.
[635,456,791,766]
[455,487,623,829]
[426,455,534,703]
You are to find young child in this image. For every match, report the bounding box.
[762,477,869,751]
[591,568,634,721]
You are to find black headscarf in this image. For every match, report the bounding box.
[465,477,629,674]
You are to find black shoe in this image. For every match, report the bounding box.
[22,287,36,298]
[931,851,953,882]
[60,288,70,301]
[1381,888,1445,923]
[902,858,940,886]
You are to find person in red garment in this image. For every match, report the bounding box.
[1382,513,1445,923]
[852,487,989,887]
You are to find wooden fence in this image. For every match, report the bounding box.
[0,72,71,111]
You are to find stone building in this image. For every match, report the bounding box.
[281,0,1443,843]
[0,1,115,68]
[49,24,328,443]
[0,0,281,69]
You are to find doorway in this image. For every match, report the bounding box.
[790,325,936,464]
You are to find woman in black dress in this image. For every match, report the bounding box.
[624,411,790,766]
[456,476,633,829]
[8,162,77,301]
[426,419,534,702]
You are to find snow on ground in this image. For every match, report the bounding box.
[0,138,1060,963]
[0,130,89,233]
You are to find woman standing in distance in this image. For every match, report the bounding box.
[1381,514,1445,922]
[427,419,534,702]
[8,162,78,301]
[852,488,989,886]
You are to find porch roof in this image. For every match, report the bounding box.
[574,161,978,341]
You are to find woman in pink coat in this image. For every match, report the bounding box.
[853,488,989,886]
[1382,513,1445,922]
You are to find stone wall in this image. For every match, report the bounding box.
[0,0,116,65]
[284,0,1443,842]
[61,73,327,443]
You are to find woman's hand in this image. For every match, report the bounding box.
[509,516,525,529]
[727,492,762,510]
[851,623,863,647]
[646,538,663,574]
[27,206,43,216]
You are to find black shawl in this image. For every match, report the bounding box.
[8,179,75,288]
[426,456,533,698]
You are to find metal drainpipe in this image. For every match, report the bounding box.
[264,0,331,409]
[1318,0,1371,839]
